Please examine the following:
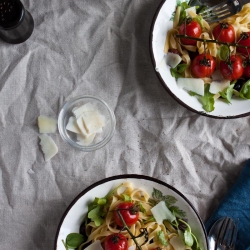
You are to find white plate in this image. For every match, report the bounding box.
[54,175,208,250]
[150,0,250,118]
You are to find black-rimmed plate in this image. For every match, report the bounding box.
[54,175,208,250]
[150,0,250,119]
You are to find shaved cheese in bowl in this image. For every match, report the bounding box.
[66,116,81,134]
[58,96,116,151]
[38,115,57,133]
[65,102,106,146]
[39,134,58,161]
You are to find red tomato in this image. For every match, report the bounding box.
[179,20,202,46]
[168,48,180,55]
[104,233,128,250]
[114,202,139,227]
[191,54,216,78]
[237,32,250,55]
[212,23,235,43]
[220,55,244,80]
[243,60,250,78]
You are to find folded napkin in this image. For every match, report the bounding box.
[205,159,250,250]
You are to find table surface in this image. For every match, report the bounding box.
[1,0,249,249]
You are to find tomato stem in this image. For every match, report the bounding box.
[175,34,250,49]
[117,210,146,250]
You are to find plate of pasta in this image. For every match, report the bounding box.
[150,0,250,118]
[54,175,208,250]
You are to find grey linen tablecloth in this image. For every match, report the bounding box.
[1,0,250,249]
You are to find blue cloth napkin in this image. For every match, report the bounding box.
[205,159,250,250]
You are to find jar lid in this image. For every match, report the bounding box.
[0,0,24,29]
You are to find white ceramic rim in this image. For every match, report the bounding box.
[58,95,116,151]
[149,0,250,119]
[54,174,208,250]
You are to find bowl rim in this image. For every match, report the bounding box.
[149,0,250,119]
[54,174,209,250]
[58,95,116,151]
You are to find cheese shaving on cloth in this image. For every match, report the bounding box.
[39,134,58,161]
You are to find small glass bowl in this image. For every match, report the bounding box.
[58,95,116,151]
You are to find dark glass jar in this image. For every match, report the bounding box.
[0,0,34,44]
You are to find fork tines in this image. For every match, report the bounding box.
[216,217,238,250]
[200,0,242,23]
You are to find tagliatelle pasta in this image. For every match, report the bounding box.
[164,3,250,80]
[76,182,196,250]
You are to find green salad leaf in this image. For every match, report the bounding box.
[199,84,215,112]
[170,0,190,21]
[157,231,169,246]
[240,80,250,99]
[62,233,86,250]
[122,194,132,201]
[219,83,234,104]
[170,64,188,78]
[169,205,186,218]
[87,184,122,226]
[178,219,202,249]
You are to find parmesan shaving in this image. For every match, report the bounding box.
[39,134,58,161]
[38,115,57,133]
[66,102,106,146]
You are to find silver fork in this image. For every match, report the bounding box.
[199,0,249,23]
[216,217,238,250]
[208,216,238,250]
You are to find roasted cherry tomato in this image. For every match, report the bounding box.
[191,54,216,78]
[114,202,139,227]
[212,23,235,43]
[243,59,250,78]
[220,55,244,80]
[237,32,250,55]
[104,233,128,250]
[179,20,202,46]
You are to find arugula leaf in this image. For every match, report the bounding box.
[178,2,190,24]
[150,188,186,221]
[170,64,188,78]
[191,232,202,250]
[152,188,163,200]
[170,0,190,21]
[87,184,123,226]
[64,233,85,249]
[139,202,146,213]
[178,218,201,249]
[88,206,104,226]
[189,91,197,96]
[184,230,194,246]
[193,15,203,29]
[219,84,234,104]
[240,80,250,99]
[122,194,132,202]
[199,84,215,112]
[169,205,186,218]
[163,195,177,207]
[157,231,169,246]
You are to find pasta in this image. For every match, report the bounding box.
[76,182,197,250]
[164,3,250,80]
